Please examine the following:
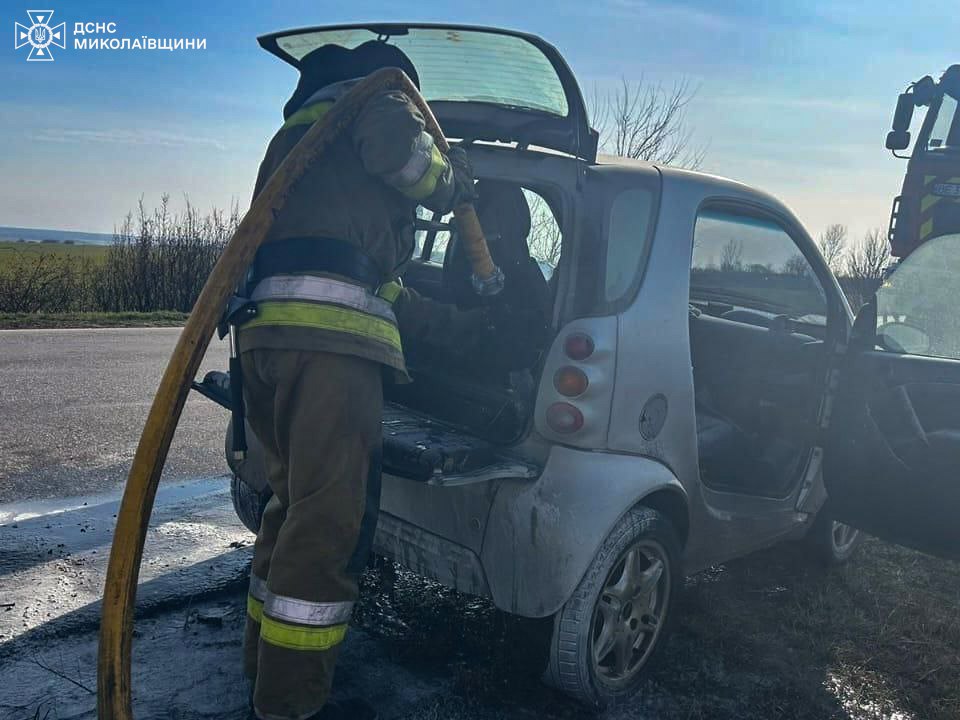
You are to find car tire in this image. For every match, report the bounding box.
[230,475,271,535]
[225,418,273,535]
[805,503,863,566]
[544,506,682,709]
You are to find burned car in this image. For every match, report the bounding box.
[216,24,960,708]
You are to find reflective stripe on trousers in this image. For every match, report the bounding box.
[248,573,354,651]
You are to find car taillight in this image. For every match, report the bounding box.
[564,333,595,361]
[554,366,588,397]
[546,402,584,434]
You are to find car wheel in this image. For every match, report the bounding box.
[806,504,863,566]
[225,418,272,534]
[545,506,682,709]
[230,475,271,535]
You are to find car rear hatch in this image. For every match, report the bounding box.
[258,23,597,161]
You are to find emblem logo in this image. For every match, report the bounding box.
[14,10,65,61]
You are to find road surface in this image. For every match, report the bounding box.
[0,327,230,504]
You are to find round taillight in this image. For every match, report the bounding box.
[546,402,584,434]
[564,333,595,361]
[554,366,589,397]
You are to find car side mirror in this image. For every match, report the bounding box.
[878,322,931,355]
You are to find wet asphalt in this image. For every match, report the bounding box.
[0,328,230,504]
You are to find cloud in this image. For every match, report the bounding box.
[26,128,227,151]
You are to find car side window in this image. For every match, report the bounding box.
[876,233,960,359]
[691,209,827,321]
[413,189,559,274]
[605,188,655,302]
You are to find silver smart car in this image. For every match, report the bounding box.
[222,23,960,708]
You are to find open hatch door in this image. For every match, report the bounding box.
[824,232,960,560]
[258,23,597,161]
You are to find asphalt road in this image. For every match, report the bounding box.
[0,328,230,504]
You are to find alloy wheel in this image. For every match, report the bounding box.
[590,538,670,688]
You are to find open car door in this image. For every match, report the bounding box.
[825,232,960,560]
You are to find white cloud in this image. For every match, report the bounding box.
[26,128,227,151]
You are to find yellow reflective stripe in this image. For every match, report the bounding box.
[247,595,264,623]
[260,615,348,651]
[283,101,332,129]
[920,218,935,240]
[921,194,942,213]
[377,281,402,303]
[402,144,447,201]
[924,175,936,186]
[244,301,402,350]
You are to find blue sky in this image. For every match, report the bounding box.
[1,0,955,242]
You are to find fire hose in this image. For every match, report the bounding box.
[96,68,500,720]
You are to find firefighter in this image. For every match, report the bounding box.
[238,41,480,720]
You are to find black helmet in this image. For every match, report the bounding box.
[283,40,420,119]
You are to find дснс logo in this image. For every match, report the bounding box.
[14,10,65,61]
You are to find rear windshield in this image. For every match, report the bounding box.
[272,27,569,116]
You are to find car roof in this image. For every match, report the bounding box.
[596,153,803,229]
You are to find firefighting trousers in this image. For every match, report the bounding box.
[239,348,383,720]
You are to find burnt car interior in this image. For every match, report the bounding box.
[382,174,562,480]
[688,210,829,498]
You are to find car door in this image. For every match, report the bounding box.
[824,232,960,560]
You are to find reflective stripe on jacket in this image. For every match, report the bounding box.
[244,275,406,376]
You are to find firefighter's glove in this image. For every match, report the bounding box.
[447,146,478,206]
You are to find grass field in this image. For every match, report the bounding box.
[0,239,109,263]
[0,311,187,329]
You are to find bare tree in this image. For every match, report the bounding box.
[843,227,892,309]
[782,253,811,278]
[98,196,241,312]
[719,238,743,272]
[527,198,563,267]
[817,223,847,273]
[590,76,707,169]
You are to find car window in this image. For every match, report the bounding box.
[605,188,655,302]
[414,188,558,277]
[927,94,958,152]
[691,209,827,321]
[876,233,960,359]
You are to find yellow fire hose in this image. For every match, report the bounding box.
[96,68,499,720]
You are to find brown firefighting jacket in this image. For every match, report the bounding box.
[239,80,483,377]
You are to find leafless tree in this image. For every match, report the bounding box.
[782,253,811,278]
[719,238,743,272]
[590,76,707,169]
[97,195,241,312]
[526,195,563,267]
[817,223,847,273]
[843,227,892,309]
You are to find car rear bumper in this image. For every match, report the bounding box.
[372,511,492,599]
